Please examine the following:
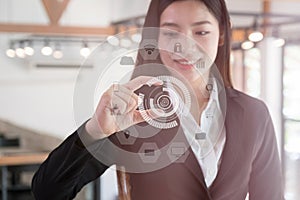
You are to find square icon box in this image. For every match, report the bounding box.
[144,149,155,156]
[195,132,206,140]
[171,147,185,157]
[113,82,120,92]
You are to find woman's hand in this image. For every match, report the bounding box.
[85,76,163,140]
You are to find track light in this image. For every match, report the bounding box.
[241,40,254,50]
[24,41,35,56]
[15,41,26,58]
[41,40,53,56]
[6,42,16,58]
[80,42,91,58]
[53,43,63,59]
[131,33,142,43]
[249,31,264,43]
[273,38,285,47]
[248,18,264,42]
[120,38,132,48]
[272,28,285,47]
[107,35,120,46]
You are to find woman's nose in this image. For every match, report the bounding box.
[171,35,204,61]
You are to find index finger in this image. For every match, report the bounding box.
[123,76,163,91]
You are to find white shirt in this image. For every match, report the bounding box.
[178,78,226,187]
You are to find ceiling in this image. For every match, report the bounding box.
[0,0,299,41]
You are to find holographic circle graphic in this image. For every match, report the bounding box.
[73,27,227,173]
[138,75,191,130]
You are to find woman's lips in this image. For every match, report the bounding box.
[174,59,196,70]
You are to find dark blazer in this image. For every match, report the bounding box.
[32,88,284,200]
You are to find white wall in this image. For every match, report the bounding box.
[0,35,79,139]
[0,0,149,140]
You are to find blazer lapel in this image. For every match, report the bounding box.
[209,88,244,192]
[154,87,244,196]
[156,123,208,189]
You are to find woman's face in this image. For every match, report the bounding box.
[158,0,222,83]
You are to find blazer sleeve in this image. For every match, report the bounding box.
[31,121,110,200]
[248,107,284,200]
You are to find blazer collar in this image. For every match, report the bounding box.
[209,88,244,192]
[181,88,244,191]
[155,88,244,192]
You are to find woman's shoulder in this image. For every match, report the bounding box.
[225,87,270,117]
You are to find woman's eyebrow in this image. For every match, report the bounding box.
[191,21,212,26]
[160,22,180,28]
[160,21,212,28]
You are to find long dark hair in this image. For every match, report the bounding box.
[131,0,233,87]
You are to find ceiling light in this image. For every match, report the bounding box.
[107,35,120,46]
[6,49,16,58]
[248,18,264,42]
[53,43,63,59]
[41,40,53,56]
[15,42,26,58]
[24,41,34,56]
[248,31,264,42]
[273,38,285,47]
[6,42,15,58]
[131,33,142,43]
[53,50,63,59]
[80,42,91,58]
[120,38,132,48]
[241,40,254,50]
[272,29,285,47]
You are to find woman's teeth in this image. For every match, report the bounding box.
[176,60,197,65]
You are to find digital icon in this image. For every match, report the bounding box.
[174,42,182,53]
[144,44,156,55]
[139,143,161,163]
[205,111,214,119]
[138,75,191,129]
[123,130,130,139]
[167,142,189,163]
[113,81,120,92]
[139,39,159,60]
[120,56,135,65]
[196,60,205,69]
[116,128,137,145]
[206,84,214,92]
[171,146,186,157]
[144,149,155,156]
[195,132,206,140]
[109,104,122,116]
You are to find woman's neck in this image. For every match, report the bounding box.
[189,73,210,125]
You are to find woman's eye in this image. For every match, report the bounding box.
[195,31,210,36]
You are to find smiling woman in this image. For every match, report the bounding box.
[31,0,284,200]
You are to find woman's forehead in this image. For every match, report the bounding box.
[160,1,217,25]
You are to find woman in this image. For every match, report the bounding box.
[32,0,284,199]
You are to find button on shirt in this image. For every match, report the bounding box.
[178,78,226,187]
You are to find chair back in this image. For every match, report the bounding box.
[0,137,20,147]
[117,169,131,200]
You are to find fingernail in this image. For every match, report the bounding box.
[147,78,163,86]
[153,79,164,85]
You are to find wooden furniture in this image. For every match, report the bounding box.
[0,148,49,200]
[117,170,131,200]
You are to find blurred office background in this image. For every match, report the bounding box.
[0,0,299,199]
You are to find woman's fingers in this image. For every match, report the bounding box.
[110,76,162,115]
[113,86,138,110]
[132,108,164,124]
[123,76,163,91]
